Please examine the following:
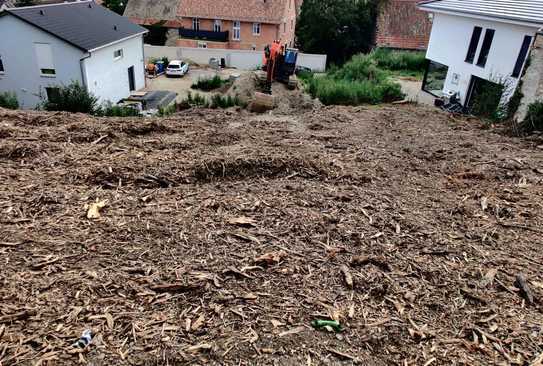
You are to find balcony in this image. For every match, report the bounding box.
[178,28,229,43]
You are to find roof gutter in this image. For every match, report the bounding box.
[417,5,543,29]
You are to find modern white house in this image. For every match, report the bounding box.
[418,0,543,109]
[0,1,147,109]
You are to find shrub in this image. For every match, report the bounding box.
[521,101,543,134]
[43,81,98,114]
[210,94,246,109]
[158,103,177,117]
[331,54,388,83]
[371,48,427,72]
[470,80,506,121]
[0,92,19,110]
[191,75,226,91]
[97,102,141,117]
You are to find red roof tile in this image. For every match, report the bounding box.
[177,0,288,24]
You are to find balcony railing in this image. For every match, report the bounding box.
[178,28,229,43]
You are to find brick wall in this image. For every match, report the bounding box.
[176,18,280,50]
[375,0,432,50]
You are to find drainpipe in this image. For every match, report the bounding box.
[79,52,91,91]
[141,36,147,88]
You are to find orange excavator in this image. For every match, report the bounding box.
[261,40,299,94]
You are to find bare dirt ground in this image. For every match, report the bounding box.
[0,104,543,365]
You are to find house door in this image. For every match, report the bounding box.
[128,66,135,91]
[466,75,504,116]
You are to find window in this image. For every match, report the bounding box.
[476,29,495,67]
[34,43,56,76]
[233,20,240,40]
[214,19,221,32]
[0,55,4,73]
[465,26,482,63]
[422,60,449,97]
[114,49,123,59]
[512,35,533,78]
[198,41,208,49]
[252,22,261,36]
[192,18,200,31]
[45,87,60,102]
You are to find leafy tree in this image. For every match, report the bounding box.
[15,0,35,7]
[102,0,127,15]
[295,0,382,65]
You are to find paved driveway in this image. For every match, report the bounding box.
[143,67,245,101]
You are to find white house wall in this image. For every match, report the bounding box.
[83,35,145,104]
[0,15,85,109]
[426,13,539,104]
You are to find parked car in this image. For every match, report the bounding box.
[166,60,189,77]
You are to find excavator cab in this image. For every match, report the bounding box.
[261,41,298,94]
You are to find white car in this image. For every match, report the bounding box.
[166,60,189,77]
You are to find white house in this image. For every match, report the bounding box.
[418,0,543,109]
[0,1,147,109]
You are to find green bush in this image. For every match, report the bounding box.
[158,103,177,117]
[331,54,388,83]
[96,102,141,117]
[43,81,98,114]
[191,75,226,91]
[371,48,427,72]
[0,92,19,110]
[521,101,543,134]
[470,81,505,121]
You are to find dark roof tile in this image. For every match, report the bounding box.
[6,1,147,51]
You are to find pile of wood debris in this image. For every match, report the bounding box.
[0,105,542,365]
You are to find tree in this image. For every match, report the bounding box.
[15,0,35,7]
[102,0,127,15]
[295,0,382,65]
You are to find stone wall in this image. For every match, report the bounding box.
[516,33,543,121]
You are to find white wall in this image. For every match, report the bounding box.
[83,35,146,104]
[144,45,327,72]
[426,13,539,104]
[0,15,85,109]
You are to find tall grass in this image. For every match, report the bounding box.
[191,75,227,91]
[303,53,405,106]
[371,48,427,72]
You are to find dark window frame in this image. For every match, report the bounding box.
[476,29,495,67]
[422,59,449,97]
[40,68,56,76]
[465,26,483,64]
[0,56,4,73]
[45,87,60,101]
[512,35,533,78]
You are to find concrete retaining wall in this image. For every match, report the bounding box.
[144,44,327,72]
[516,34,543,121]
